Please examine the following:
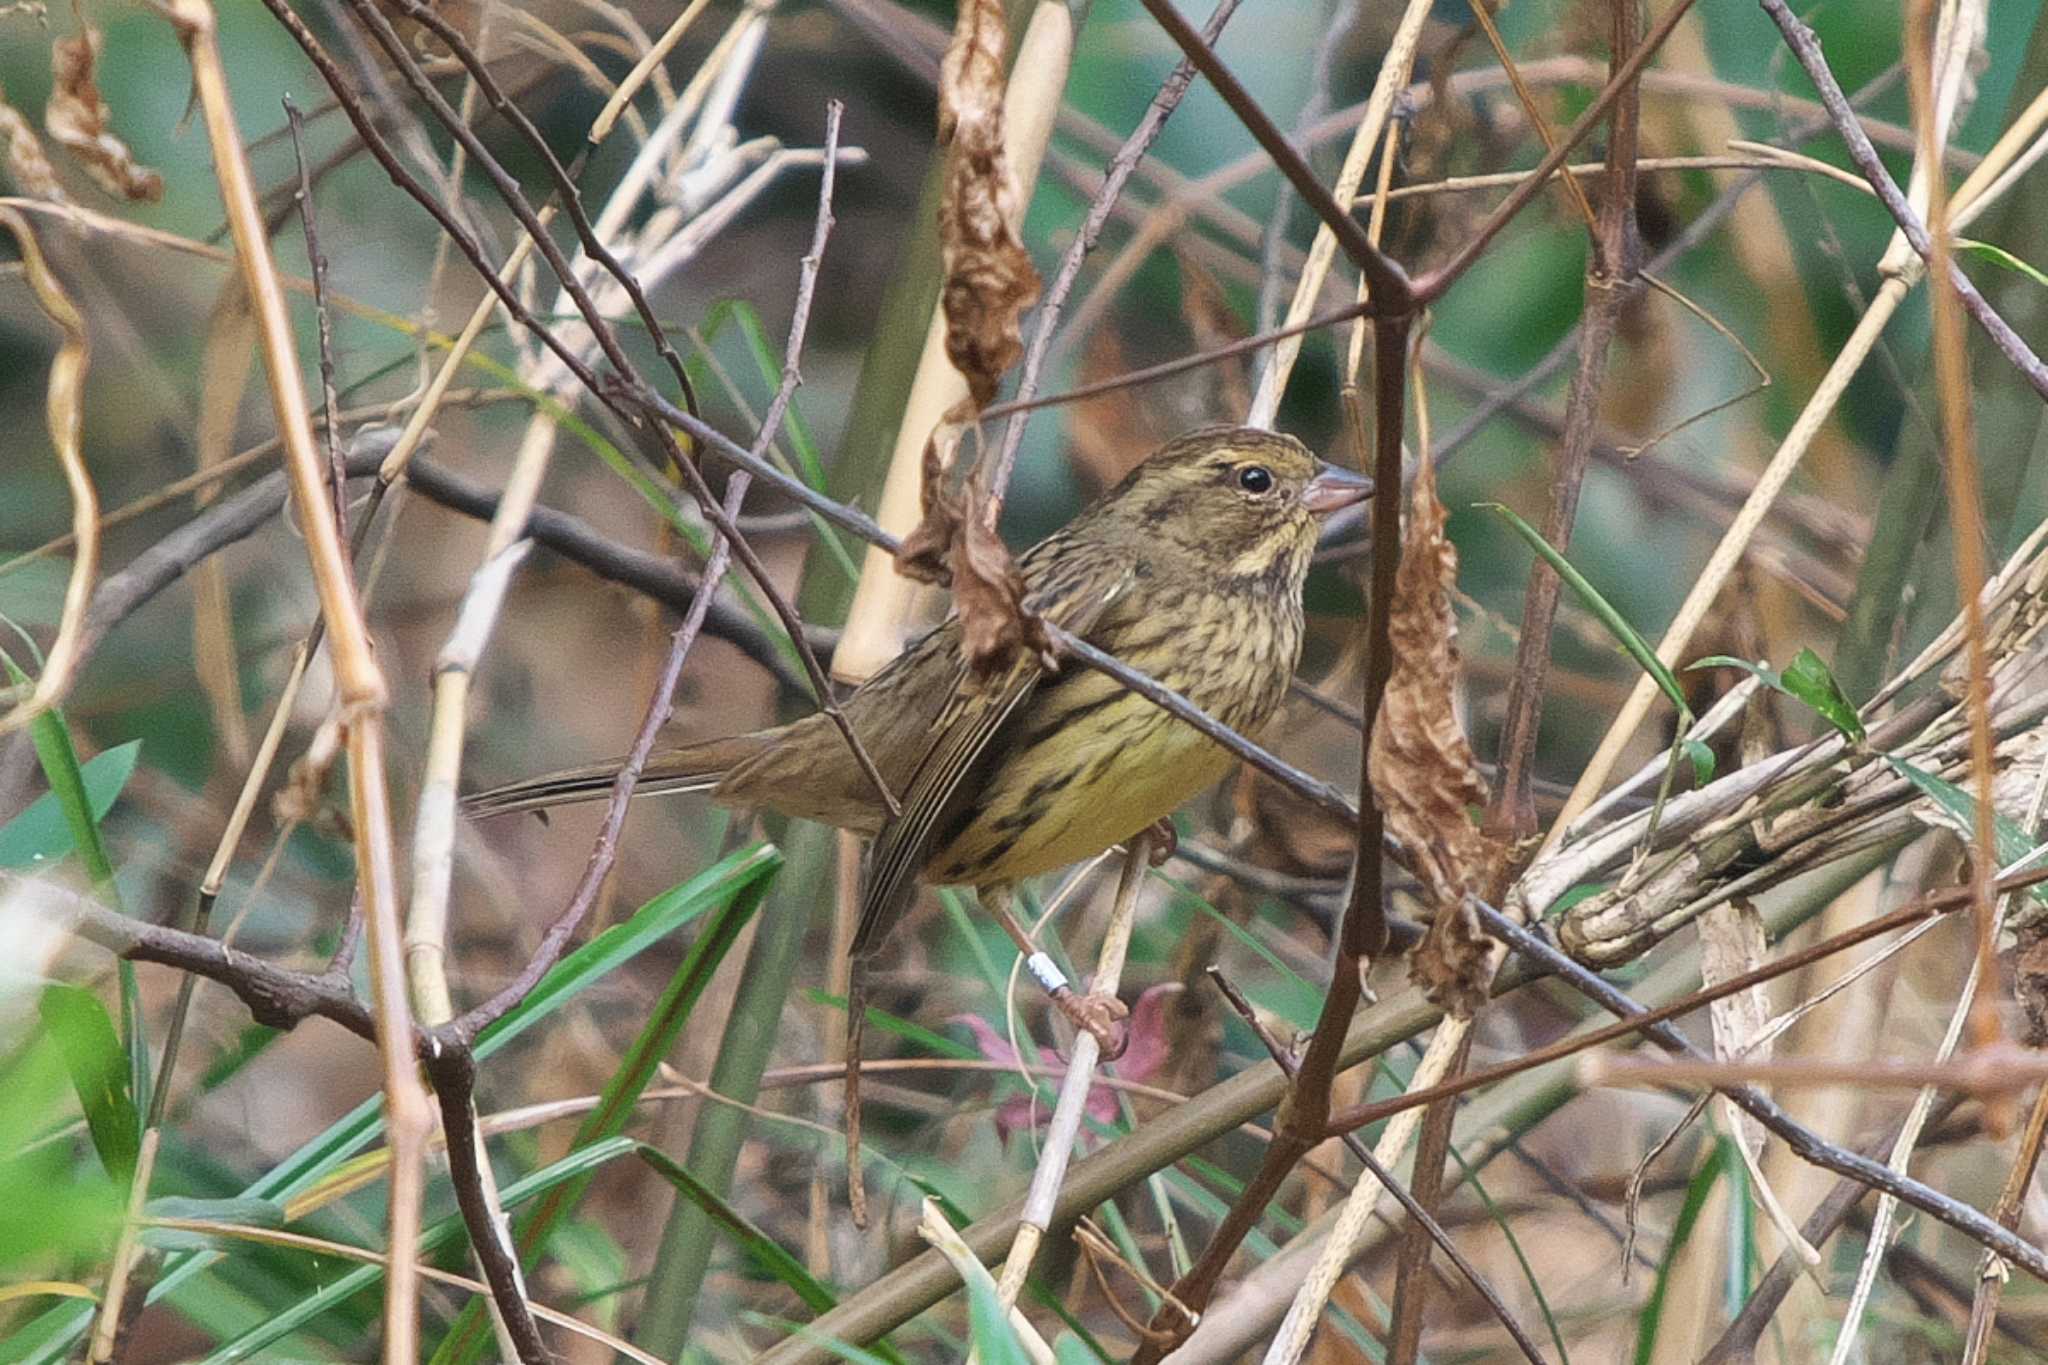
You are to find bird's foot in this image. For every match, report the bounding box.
[1142,818,1177,867]
[1053,988,1130,1060]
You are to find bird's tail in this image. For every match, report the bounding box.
[462,733,775,820]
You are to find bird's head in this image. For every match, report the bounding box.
[1093,426,1372,588]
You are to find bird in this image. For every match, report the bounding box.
[467,424,1370,1215]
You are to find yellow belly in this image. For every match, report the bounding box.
[925,685,1234,886]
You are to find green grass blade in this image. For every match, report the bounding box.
[1634,1141,1730,1365]
[4,845,781,1364]
[1886,758,2048,900]
[1957,237,2048,289]
[636,1141,916,1365]
[1484,502,1688,716]
[434,856,780,1365]
[0,739,140,868]
[198,1137,641,1363]
[37,984,140,1184]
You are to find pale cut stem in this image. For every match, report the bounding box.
[164,6,428,1359]
[1259,1000,1484,1365]
[1831,734,2048,1365]
[918,1200,1058,1365]
[833,0,1080,686]
[1244,0,1433,428]
[989,834,1152,1317]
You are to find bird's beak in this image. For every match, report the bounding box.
[1300,461,1373,516]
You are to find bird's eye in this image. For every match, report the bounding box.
[1237,465,1274,494]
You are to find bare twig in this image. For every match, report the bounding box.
[449,105,849,1044]
[1470,901,2048,1284]
[1485,0,1643,842]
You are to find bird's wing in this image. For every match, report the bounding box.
[851,553,1133,959]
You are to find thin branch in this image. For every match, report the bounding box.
[1131,0,1412,309]
[449,104,851,1042]
[1757,0,2048,401]
[1209,969,1546,1365]
[1484,0,1643,841]
[1468,901,2048,1284]
[1413,0,1700,302]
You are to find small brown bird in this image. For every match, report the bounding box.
[471,425,1367,949]
[469,425,1368,1212]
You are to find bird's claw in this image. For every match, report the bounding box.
[1055,989,1130,1060]
[1143,818,1177,866]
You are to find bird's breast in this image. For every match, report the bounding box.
[924,588,1303,888]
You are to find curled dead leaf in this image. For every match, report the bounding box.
[895,410,969,586]
[0,90,61,199]
[936,0,1039,408]
[46,31,163,204]
[1368,450,1505,1014]
[952,508,1051,683]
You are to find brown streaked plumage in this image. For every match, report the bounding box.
[467,424,1370,958]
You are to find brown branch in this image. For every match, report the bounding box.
[1413,0,1699,302]
[1960,1081,2048,1361]
[450,105,852,1042]
[1131,0,1412,309]
[1208,969,1545,1365]
[29,873,376,1040]
[984,0,1246,510]
[1433,64,1901,467]
[1698,1097,1965,1365]
[427,1047,548,1363]
[1484,0,1643,843]
[1327,869,2048,1134]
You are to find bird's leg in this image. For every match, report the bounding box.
[844,962,870,1228]
[981,883,1130,1060]
[1143,818,1177,866]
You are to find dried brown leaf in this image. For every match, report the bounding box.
[936,0,1039,407]
[0,88,60,199]
[895,409,969,585]
[1368,451,1503,1013]
[46,30,162,203]
[1408,895,1491,1018]
[952,507,1051,683]
[1700,897,1770,1156]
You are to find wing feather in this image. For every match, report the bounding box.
[850,550,1131,958]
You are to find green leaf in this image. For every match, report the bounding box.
[966,1275,1032,1365]
[700,299,861,582]
[2,845,782,1365]
[1779,648,1865,744]
[1958,237,2048,289]
[475,844,783,1055]
[3,665,150,1126]
[1635,1142,1731,1365]
[1483,503,1689,718]
[1886,759,2048,900]
[435,862,780,1365]
[805,989,979,1059]
[1691,650,1865,744]
[0,740,142,868]
[634,1145,839,1317]
[201,1137,642,1364]
[1682,738,1716,787]
[38,985,140,1184]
